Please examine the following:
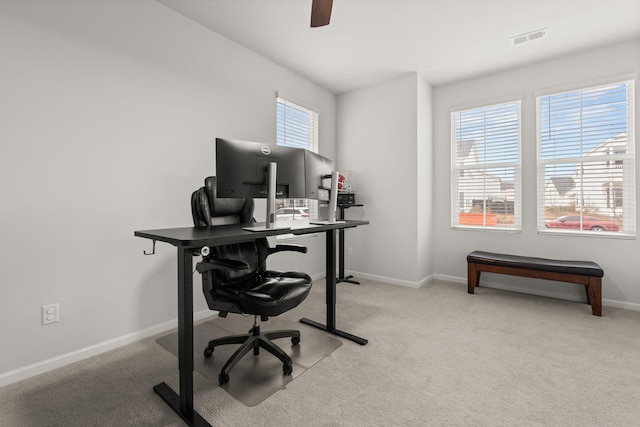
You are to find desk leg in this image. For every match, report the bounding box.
[300,229,368,345]
[337,227,359,285]
[154,248,211,427]
[336,207,359,285]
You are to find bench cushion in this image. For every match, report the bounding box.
[467,251,603,278]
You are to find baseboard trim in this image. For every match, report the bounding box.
[432,274,640,312]
[0,309,213,389]
[600,298,640,312]
[310,271,327,281]
[345,270,431,289]
[294,271,430,288]
[432,273,466,285]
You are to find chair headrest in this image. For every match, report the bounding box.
[191,177,254,226]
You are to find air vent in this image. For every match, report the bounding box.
[511,28,547,46]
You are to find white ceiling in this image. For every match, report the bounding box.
[155,0,640,94]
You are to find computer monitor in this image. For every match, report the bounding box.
[215,138,305,231]
[303,150,333,201]
[304,150,343,225]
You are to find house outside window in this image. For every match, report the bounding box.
[451,100,522,230]
[276,95,319,218]
[536,80,635,237]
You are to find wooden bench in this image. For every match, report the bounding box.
[467,250,603,316]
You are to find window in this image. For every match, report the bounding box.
[537,80,635,237]
[275,96,319,217]
[276,96,318,152]
[451,100,521,230]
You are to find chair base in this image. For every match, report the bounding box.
[204,320,300,385]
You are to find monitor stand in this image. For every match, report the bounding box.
[310,170,345,225]
[243,161,291,232]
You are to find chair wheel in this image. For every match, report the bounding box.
[283,363,293,376]
[291,336,300,345]
[204,347,213,358]
[219,372,229,385]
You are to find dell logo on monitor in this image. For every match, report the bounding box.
[260,146,271,156]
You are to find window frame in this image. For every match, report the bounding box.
[276,95,319,152]
[450,99,522,232]
[535,79,636,238]
[275,94,320,227]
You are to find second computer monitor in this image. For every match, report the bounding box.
[304,150,333,201]
[304,150,342,224]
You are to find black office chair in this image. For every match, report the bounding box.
[191,177,313,385]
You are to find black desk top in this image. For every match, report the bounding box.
[135,219,369,248]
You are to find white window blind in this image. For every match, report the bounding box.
[276,97,318,152]
[451,101,521,230]
[536,80,635,236]
[276,96,320,219]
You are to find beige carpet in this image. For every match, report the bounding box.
[2,278,640,426]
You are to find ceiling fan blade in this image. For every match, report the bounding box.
[311,0,333,27]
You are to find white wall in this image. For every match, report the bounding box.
[337,73,434,286]
[432,39,640,309]
[0,0,336,383]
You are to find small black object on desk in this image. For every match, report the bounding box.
[337,203,364,285]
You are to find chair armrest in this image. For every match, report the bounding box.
[195,258,250,274]
[269,244,308,255]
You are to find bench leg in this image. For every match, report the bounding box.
[586,277,602,316]
[468,263,480,294]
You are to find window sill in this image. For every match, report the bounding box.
[452,226,521,233]
[538,229,636,239]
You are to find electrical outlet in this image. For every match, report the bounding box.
[42,303,59,325]
[347,247,353,256]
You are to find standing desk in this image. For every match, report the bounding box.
[135,219,368,426]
